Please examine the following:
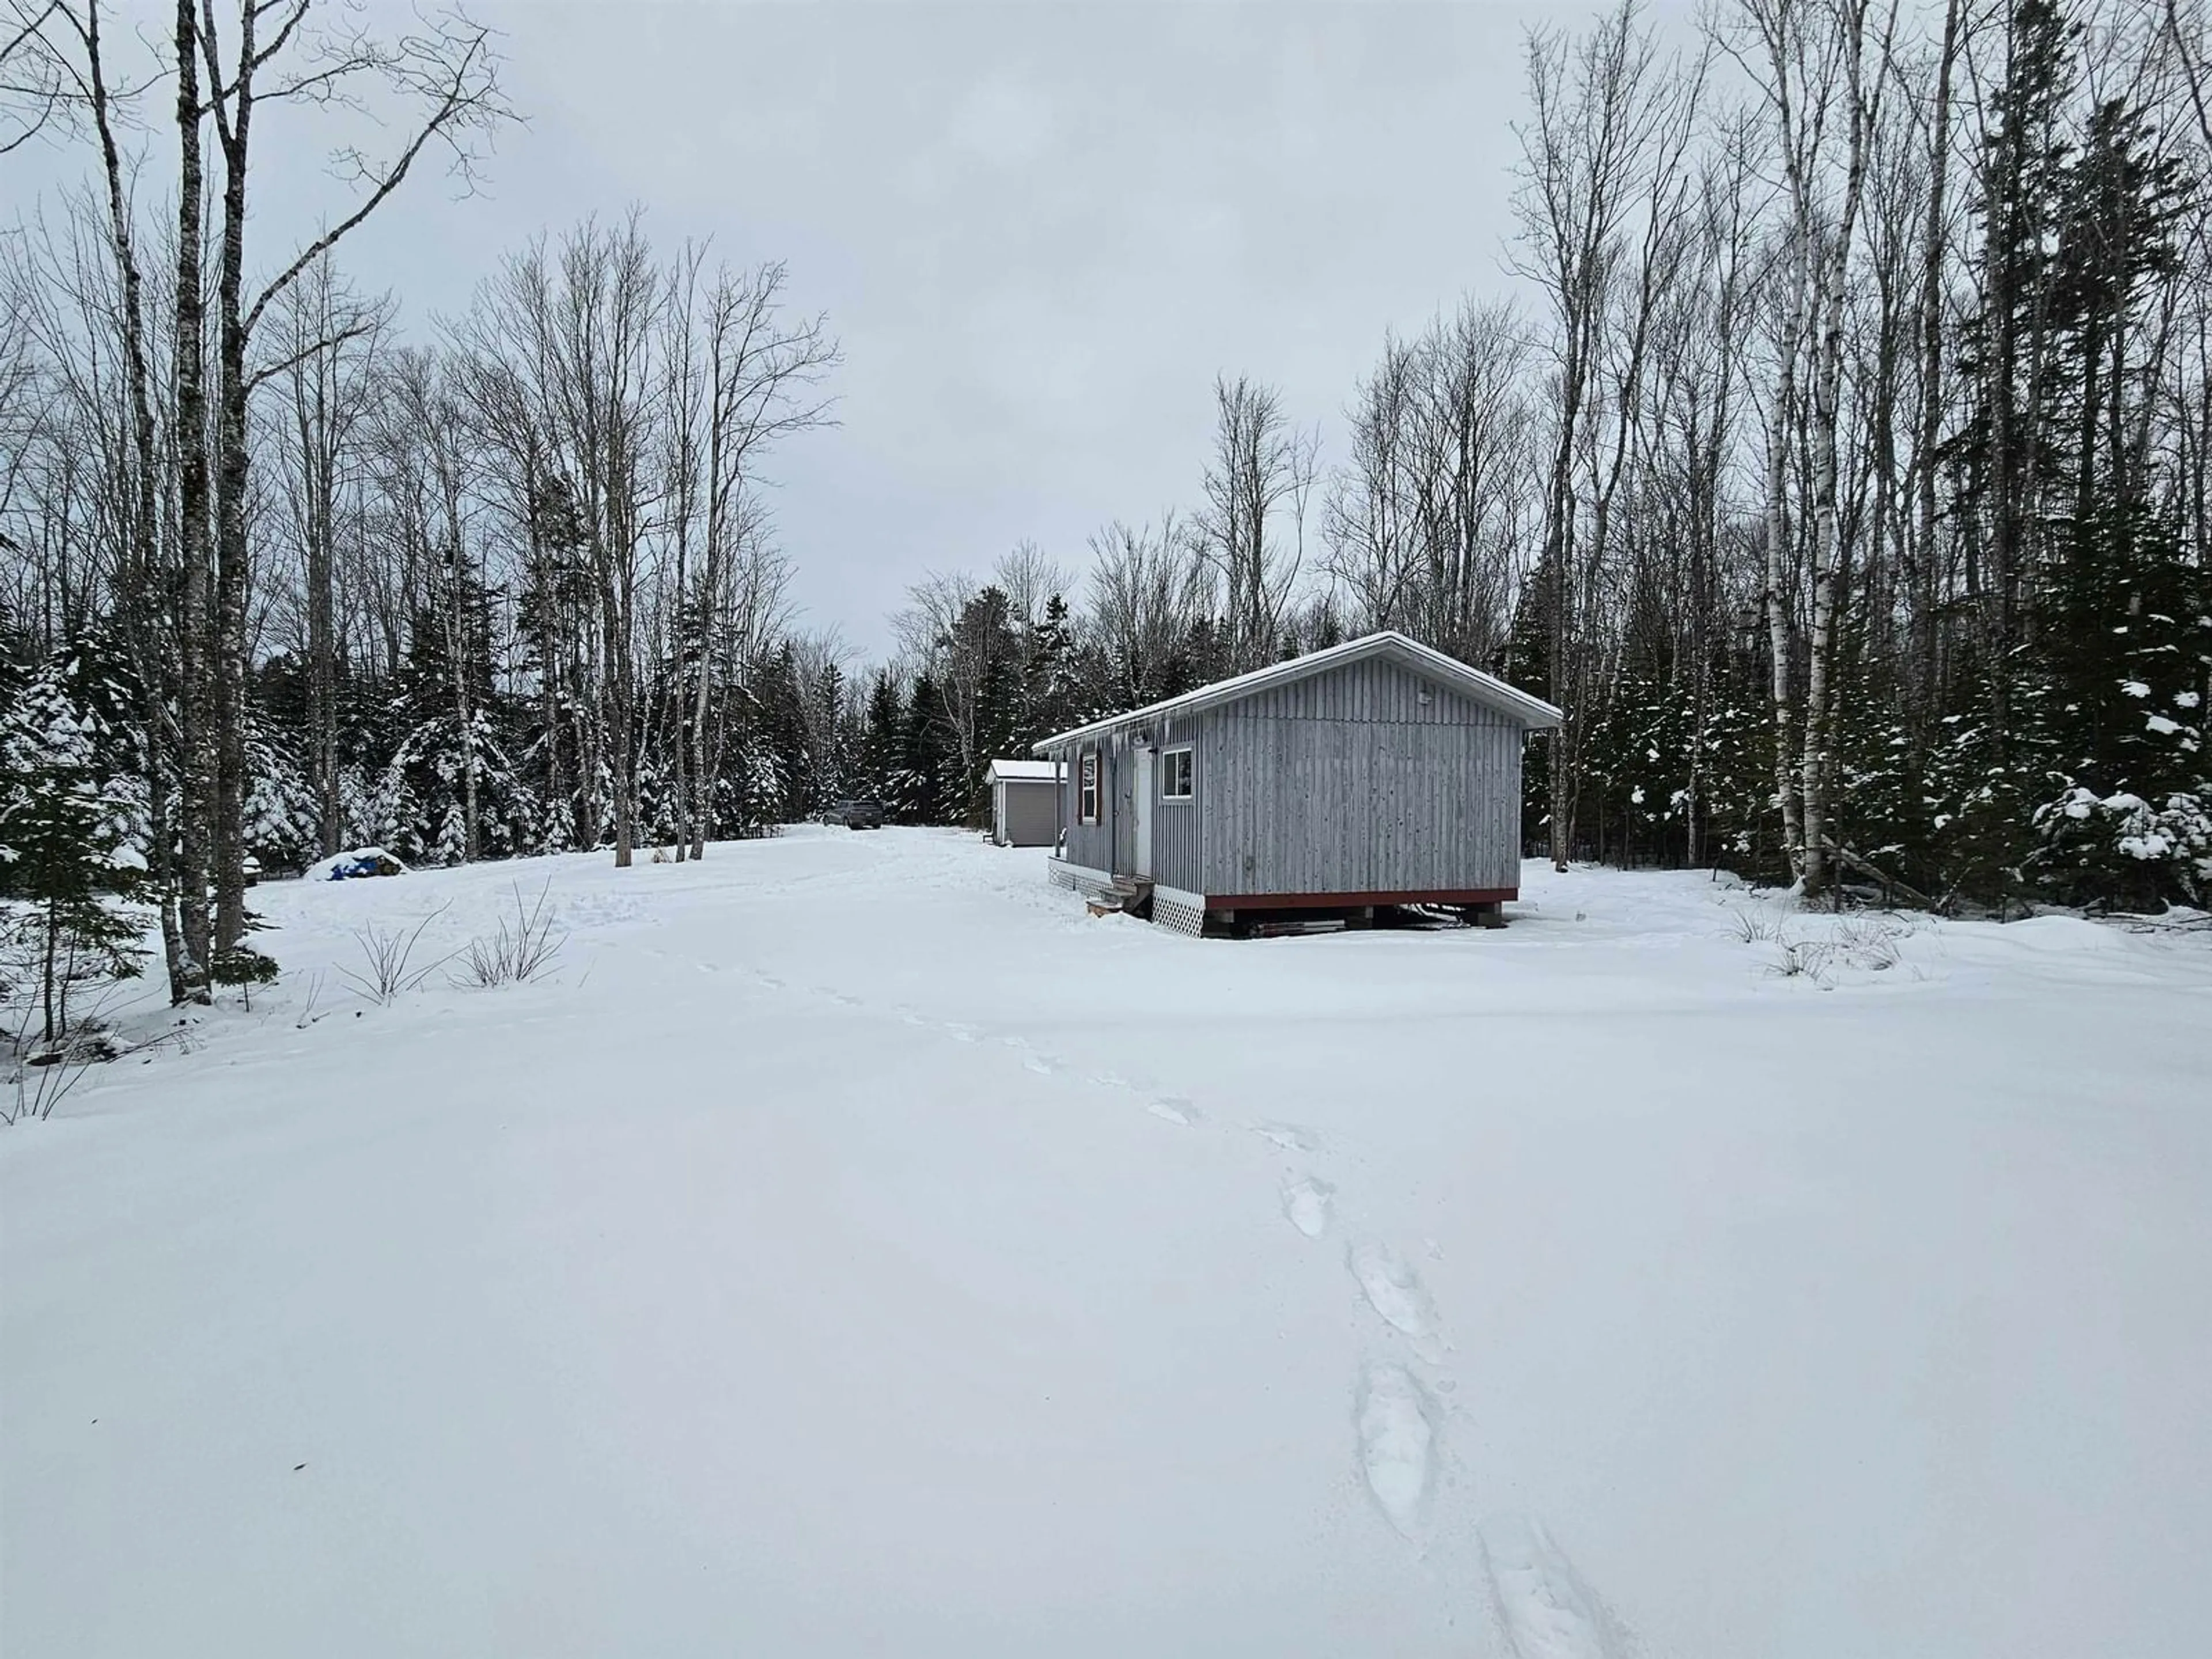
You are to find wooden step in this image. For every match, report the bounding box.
[1085,876,1154,917]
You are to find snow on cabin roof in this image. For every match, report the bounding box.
[1030,630,1563,755]
[988,758,1062,782]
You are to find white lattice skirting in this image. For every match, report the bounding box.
[1047,859,1115,900]
[1048,863,1208,937]
[1150,886,1207,938]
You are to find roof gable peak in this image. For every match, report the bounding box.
[1032,630,1562,754]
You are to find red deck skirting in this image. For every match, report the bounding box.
[1205,887,1516,912]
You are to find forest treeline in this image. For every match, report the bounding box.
[2,0,2210,1035]
[866,0,2212,918]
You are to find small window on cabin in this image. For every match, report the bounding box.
[1161,747,1194,801]
[1079,753,1100,824]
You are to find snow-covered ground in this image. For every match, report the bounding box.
[5,829,2210,1658]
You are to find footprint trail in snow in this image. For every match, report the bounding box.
[1479,1516,1634,1659]
[1355,1361,1437,1539]
[757,953,1641,1646]
[734,965,1236,1134]
[1346,1237,1448,1362]
[1281,1176,1335,1238]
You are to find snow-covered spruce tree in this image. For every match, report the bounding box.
[1577,662,1694,869]
[1946,9,2205,911]
[1695,686,1779,877]
[855,671,903,805]
[0,659,149,1044]
[811,657,851,809]
[243,718,321,876]
[751,642,815,822]
[1922,661,2049,914]
[1827,703,1926,899]
[372,708,539,866]
[889,669,954,825]
[1024,596,1082,747]
[716,725,785,839]
[2031,514,2211,908]
[2013,88,2206,910]
[365,553,540,865]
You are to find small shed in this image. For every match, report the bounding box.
[988,758,1063,847]
[1031,631,1562,933]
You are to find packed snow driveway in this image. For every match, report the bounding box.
[5,829,2210,1658]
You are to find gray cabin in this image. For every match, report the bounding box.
[1031,631,1562,934]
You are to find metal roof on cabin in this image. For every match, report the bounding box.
[987,758,1062,782]
[1029,631,1562,754]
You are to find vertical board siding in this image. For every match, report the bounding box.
[1050,646,1534,899]
[1041,716,1207,886]
[1199,654,1527,896]
[1051,740,1116,872]
[1115,734,1132,876]
[1150,711,1203,891]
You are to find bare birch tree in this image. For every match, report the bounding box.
[1514,0,1705,869]
[660,253,837,858]
[191,0,508,948]
[1734,0,1900,895]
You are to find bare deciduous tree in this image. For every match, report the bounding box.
[1514,0,1705,870]
[1325,301,1533,665]
[268,255,388,856]
[1199,374,1317,672]
[1084,512,1214,705]
[660,252,837,859]
[195,0,510,950]
[1736,0,1900,895]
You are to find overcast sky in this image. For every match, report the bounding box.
[34,0,1700,659]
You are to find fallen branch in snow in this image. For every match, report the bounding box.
[2121,908,2212,935]
[1832,845,1938,910]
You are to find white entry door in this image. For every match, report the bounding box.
[1133,747,1155,878]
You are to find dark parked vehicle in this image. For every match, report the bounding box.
[828,798,885,830]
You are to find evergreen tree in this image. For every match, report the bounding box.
[244,717,321,874]
[1498,584,1555,855]
[756,643,815,821]
[857,671,903,802]
[372,555,535,863]
[892,671,956,824]
[1023,595,1080,742]
[0,657,149,1042]
[812,658,850,808]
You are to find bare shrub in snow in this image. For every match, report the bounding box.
[1,971,139,1125]
[336,905,456,1005]
[456,883,567,988]
[1832,913,1912,972]
[1759,910,1918,984]
[293,972,331,1029]
[2,1025,124,1124]
[1726,905,1786,944]
[1770,935,1824,980]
